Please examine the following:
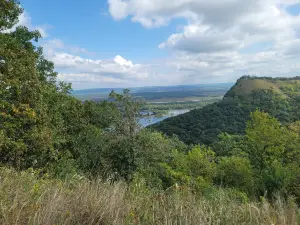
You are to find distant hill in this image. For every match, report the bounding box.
[151,76,300,145]
[72,83,233,102]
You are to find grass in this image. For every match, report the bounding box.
[233,79,282,96]
[0,167,299,225]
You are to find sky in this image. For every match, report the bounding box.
[11,0,300,89]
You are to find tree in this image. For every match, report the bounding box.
[243,110,300,200]
[161,145,217,191]
[0,5,52,168]
[0,0,22,31]
[245,110,286,170]
[216,156,254,195]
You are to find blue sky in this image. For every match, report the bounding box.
[21,0,173,60]
[14,0,300,89]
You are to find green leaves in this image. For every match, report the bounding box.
[161,145,217,192]
[216,156,254,194]
[234,110,300,201]
[246,110,286,168]
[0,0,22,31]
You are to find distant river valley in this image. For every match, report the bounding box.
[139,109,190,127]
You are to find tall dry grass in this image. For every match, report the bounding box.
[0,167,299,225]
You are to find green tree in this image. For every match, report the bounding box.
[0,5,52,168]
[244,110,300,200]
[161,145,217,191]
[0,0,22,31]
[213,133,246,157]
[216,156,254,195]
[245,110,286,170]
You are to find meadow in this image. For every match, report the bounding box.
[1,168,299,225]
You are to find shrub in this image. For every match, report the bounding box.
[216,156,254,195]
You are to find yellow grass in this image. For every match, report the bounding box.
[0,167,299,225]
[233,79,281,96]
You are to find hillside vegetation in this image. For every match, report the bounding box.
[151,76,300,145]
[1,1,300,224]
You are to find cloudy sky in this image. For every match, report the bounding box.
[16,0,300,89]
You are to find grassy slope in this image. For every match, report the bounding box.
[226,77,300,98]
[0,168,299,225]
[230,79,281,96]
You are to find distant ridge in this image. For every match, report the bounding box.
[72,83,233,101]
[72,83,234,93]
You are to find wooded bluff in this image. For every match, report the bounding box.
[151,76,300,145]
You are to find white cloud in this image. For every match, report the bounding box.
[113,55,134,67]
[159,24,244,53]
[57,73,126,85]
[108,0,271,28]
[108,0,129,20]
[107,0,300,85]
[107,0,300,49]
[153,1,300,54]
[280,0,300,6]
[49,52,148,80]
[41,39,152,88]
[164,48,300,84]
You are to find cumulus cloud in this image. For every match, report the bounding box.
[164,49,300,84]
[107,0,300,50]
[108,0,300,84]
[57,73,126,85]
[49,53,148,80]
[159,24,244,53]
[41,39,152,88]
[109,0,275,28]
[151,1,300,54]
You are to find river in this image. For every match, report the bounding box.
[139,109,190,127]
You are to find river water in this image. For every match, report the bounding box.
[139,109,190,127]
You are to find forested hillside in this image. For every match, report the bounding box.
[151,75,300,145]
[1,1,300,224]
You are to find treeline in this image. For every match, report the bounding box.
[238,75,300,81]
[1,1,300,218]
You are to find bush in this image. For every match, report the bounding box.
[161,145,217,192]
[216,156,254,195]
